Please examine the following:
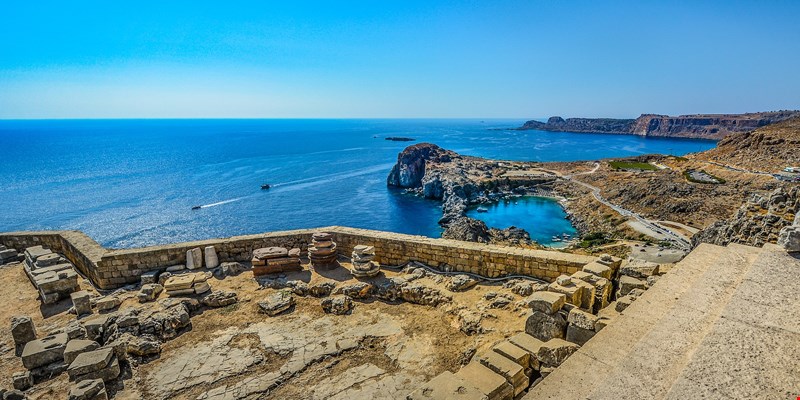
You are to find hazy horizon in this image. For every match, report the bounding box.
[2,1,799,119]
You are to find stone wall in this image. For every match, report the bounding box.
[0,227,596,290]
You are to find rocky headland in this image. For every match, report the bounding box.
[387,143,558,247]
[518,110,800,140]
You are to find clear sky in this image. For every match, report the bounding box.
[1,1,799,119]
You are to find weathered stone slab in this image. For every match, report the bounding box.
[582,261,613,279]
[525,310,566,341]
[353,245,375,255]
[30,262,74,277]
[566,324,596,345]
[253,247,288,260]
[258,291,294,316]
[507,333,544,369]
[82,315,111,341]
[67,347,114,379]
[165,264,185,272]
[138,283,164,302]
[34,253,63,268]
[525,291,565,314]
[407,371,488,400]
[492,340,530,369]
[620,259,660,278]
[64,340,100,365]
[164,274,194,291]
[186,247,203,270]
[25,246,52,262]
[21,333,68,369]
[69,378,108,400]
[455,362,513,400]
[95,296,121,312]
[140,270,160,284]
[477,351,528,397]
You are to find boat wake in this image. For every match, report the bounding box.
[270,163,394,191]
[197,197,245,208]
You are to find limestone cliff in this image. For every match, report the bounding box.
[696,116,800,171]
[519,111,800,140]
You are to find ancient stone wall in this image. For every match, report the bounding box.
[0,227,595,289]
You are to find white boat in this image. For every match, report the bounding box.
[476,206,489,213]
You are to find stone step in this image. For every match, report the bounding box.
[664,244,800,399]
[522,243,736,399]
[579,243,762,399]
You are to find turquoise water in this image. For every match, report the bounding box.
[466,197,577,247]
[0,119,716,248]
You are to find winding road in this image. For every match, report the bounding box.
[558,163,692,250]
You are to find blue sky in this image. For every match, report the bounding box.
[1,1,798,118]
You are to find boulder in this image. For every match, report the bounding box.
[186,248,203,270]
[778,226,800,252]
[333,282,374,299]
[204,246,219,269]
[21,333,68,369]
[321,295,354,315]
[309,282,336,297]
[10,316,37,348]
[525,310,566,341]
[525,291,566,314]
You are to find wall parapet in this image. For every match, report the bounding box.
[0,227,596,290]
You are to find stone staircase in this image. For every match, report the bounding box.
[524,243,800,399]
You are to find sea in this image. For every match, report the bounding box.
[0,119,716,249]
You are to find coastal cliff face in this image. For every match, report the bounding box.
[387,143,455,188]
[697,116,800,171]
[519,111,800,140]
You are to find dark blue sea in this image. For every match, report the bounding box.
[0,119,716,248]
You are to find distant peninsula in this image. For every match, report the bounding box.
[517,110,800,140]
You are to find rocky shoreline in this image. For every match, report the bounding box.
[386,143,564,248]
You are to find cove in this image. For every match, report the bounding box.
[466,196,577,247]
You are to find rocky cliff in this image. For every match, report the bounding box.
[519,111,800,140]
[696,116,800,171]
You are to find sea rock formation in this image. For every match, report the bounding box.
[518,111,800,140]
[387,143,455,188]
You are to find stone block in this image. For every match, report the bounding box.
[567,308,598,331]
[71,291,92,316]
[165,264,185,272]
[572,279,595,311]
[164,274,194,291]
[64,320,87,340]
[69,378,108,400]
[64,339,100,365]
[492,341,530,370]
[258,291,294,316]
[21,333,68,369]
[620,259,659,278]
[95,296,121,312]
[186,247,203,270]
[778,226,800,252]
[535,338,580,368]
[615,295,635,312]
[455,362,513,400]
[11,316,37,348]
[82,315,111,341]
[477,351,529,397]
[547,279,583,308]
[25,246,52,262]
[194,281,211,294]
[582,261,613,279]
[67,347,114,379]
[507,333,544,369]
[34,253,63,268]
[618,275,647,296]
[12,371,32,391]
[406,371,488,400]
[525,310,566,342]
[70,355,120,383]
[525,291,565,314]
[140,270,159,284]
[253,247,288,260]
[204,246,219,269]
[138,283,164,302]
[566,325,596,345]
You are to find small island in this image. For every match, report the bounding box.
[385,137,415,142]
